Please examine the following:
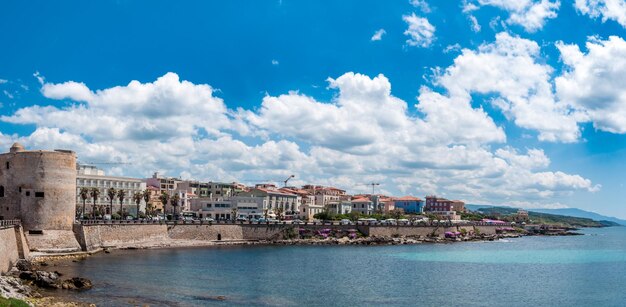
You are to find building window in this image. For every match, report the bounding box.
[35,192,44,198]
[25,191,30,197]
[0,186,4,197]
[5,162,9,169]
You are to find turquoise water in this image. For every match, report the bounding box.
[58,227,626,306]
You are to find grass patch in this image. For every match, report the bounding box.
[0,296,29,307]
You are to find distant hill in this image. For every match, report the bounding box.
[466,204,626,226]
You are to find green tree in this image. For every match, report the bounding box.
[117,189,126,219]
[159,192,170,219]
[143,190,152,216]
[171,193,181,219]
[90,188,100,219]
[107,187,117,218]
[79,187,90,220]
[133,192,143,220]
[231,206,239,221]
[275,206,284,220]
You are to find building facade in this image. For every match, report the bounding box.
[351,197,374,215]
[393,196,424,214]
[424,196,465,213]
[76,164,146,216]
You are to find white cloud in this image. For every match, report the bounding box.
[0,79,7,84]
[402,13,436,47]
[271,59,279,65]
[575,0,626,27]
[0,71,598,209]
[41,81,94,102]
[3,90,13,99]
[410,0,431,13]
[466,0,560,32]
[371,29,386,41]
[469,15,481,32]
[435,32,580,142]
[555,35,626,133]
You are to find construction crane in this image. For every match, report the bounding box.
[283,175,295,187]
[78,161,132,165]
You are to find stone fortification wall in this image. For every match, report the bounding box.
[78,224,168,250]
[0,147,76,232]
[168,224,243,241]
[0,227,19,273]
[0,225,28,273]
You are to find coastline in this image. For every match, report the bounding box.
[1,227,584,306]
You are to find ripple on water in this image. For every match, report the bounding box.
[392,249,626,264]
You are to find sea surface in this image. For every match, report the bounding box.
[56,227,626,306]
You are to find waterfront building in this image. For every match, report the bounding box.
[144,185,163,214]
[425,196,465,213]
[177,180,243,198]
[145,172,182,194]
[393,196,424,214]
[300,201,324,221]
[326,200,352,215]
[237,186,299,218]
[351,197,374,215]
[190,197,234,220]
[76,164,146,216]
[302,185,347,207]
[515,209,529,222]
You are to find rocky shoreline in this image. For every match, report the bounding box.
[0,228,582,306]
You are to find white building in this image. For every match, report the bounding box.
[326,200,352,215]
[351,197,374,215]
[76,164,146,216]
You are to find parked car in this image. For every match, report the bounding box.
[202,217,215,222]
[291,219,305,224]
[236,217,248,222]
[340,219,352,225]
[382,219,397,225]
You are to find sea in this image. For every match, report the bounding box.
[55,227,626,306]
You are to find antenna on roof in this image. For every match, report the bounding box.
[369,182,380,195]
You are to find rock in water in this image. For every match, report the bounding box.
[61,277,93,290]
[34,271,61,289]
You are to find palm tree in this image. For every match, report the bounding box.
[275,207,284,221]
[171,193,181,220]
[90,188,100,219]
[142,190,152,217]
[106,187,117,218]
[159,192,170,220]
[231,207,238,222]
[117,189,126,219]
[133,192,143,220]
[79,187,90,220]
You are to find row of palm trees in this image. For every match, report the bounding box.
[78,187,181,220]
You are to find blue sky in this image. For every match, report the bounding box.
[2,0,626,218]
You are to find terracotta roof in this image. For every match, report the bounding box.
[351,197,371,203]
[396,196,422,201]
[256,188,297,196]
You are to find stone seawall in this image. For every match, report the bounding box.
[74,223,504,251]
[78,224,168,250]
[168,224,243,241]
[0,225,28,273]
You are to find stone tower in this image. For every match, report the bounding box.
[0,143,77,233]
